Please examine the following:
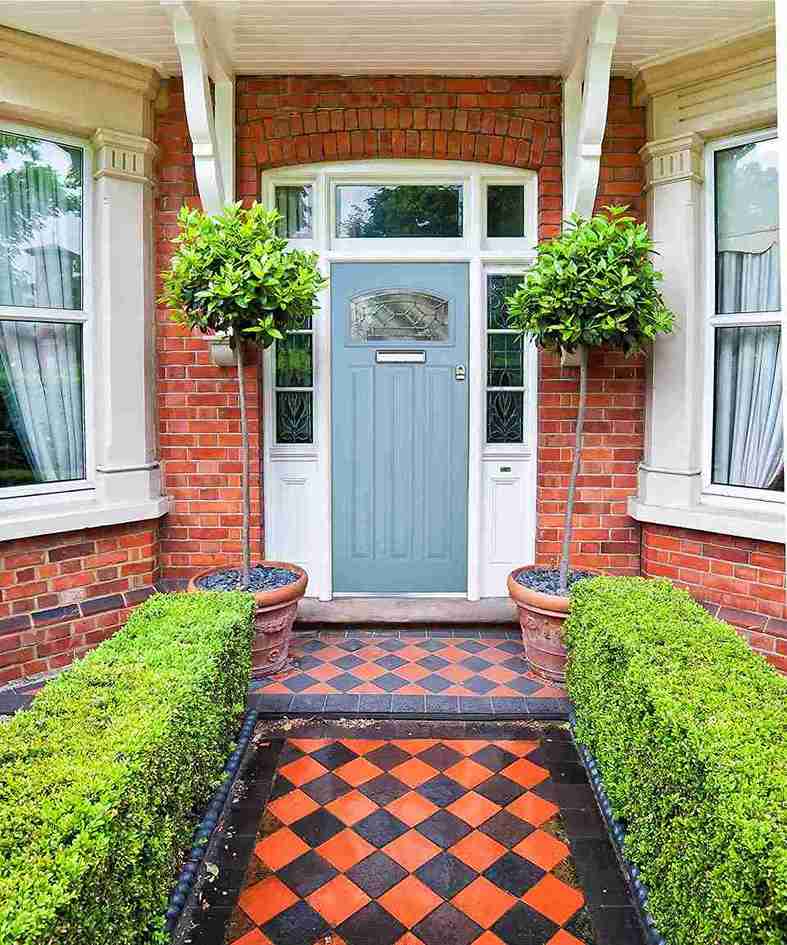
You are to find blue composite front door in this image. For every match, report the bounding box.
[332,262,469,594]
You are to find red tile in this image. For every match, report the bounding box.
[333,756,384,786]
[500,758,549,788]
[447,791,501,827]
[471,933,507,945]
[514,829,570,871]
[445,758,494,789]
[391,757,439,788]
[326,789,378,825]
[352,662,386,680]
[395,934,427,945]
[378,875,442,927]
[450,831,507,872]
[254,827,310,871]
[266,789,319,825]
[446,740,488,756]
[307,874,370,925]
[238,875,298,925]
[340,738,386,755]
[231,930,274,945]
[386,791,439,827]
[279,755,328,787]
[383,829,442,872]
[451,876,517,928]
[391,739,437,754]
[289,738,332,752]
[524,874,585,925]
[547,931,587,945]
[494,739,540,757]
[317,827,376,871]
[506,791,559,827]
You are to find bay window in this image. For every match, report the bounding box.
[0,129,89,496]
[707,131,783,497]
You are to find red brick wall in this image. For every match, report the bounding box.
[156,80,263,580]
[0,521,159,686]
[535,78,646,575]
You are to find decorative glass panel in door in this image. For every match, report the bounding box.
[331,262,469,593]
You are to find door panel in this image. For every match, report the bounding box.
[332,262,469,593]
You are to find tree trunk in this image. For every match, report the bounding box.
[235,336,251,590]
[558,344,589,595]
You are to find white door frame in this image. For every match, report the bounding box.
[261,160,538,601]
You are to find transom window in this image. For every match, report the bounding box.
[0,129,89,495]
[707,131,783,496]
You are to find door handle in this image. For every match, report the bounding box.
[455,364,466,381]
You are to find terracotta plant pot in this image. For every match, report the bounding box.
[507,565,571,684]
[188,561,308,676]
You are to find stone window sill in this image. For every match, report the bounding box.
[0,495,170,543]
[627,495,784,544]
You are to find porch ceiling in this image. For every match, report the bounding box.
[0,0,775,78]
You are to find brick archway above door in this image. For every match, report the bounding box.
[236,75,563,239]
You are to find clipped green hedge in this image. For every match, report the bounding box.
[0,591,255,945]
[566,577,787,945]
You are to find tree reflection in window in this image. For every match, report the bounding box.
[336,184,462,238]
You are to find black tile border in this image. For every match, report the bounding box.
[171,717,647,945]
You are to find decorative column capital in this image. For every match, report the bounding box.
[92,128,158,184]
[639,133,705,190]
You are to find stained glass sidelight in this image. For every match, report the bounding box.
[487,274,522,329]
[486,274,525,444]
[276,333,313,388]
[276,391,313,444]
[350,290,449,342]
[487,390,524,443]
[487,333,523,387]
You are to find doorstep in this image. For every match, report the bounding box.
[297,596,518,626]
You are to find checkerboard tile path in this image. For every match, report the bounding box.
[250,631,568,718]
[227,736,591,945]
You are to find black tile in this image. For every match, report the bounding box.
[334,638,367,652]
[463,676,496,695]
[525,741,579,767]
[391,695,425,714]
[290,694,327,712]
[429,628,456,638]
[419,673,452,693]
[358,773,409,807]
[416,810,472,848]
[301,638,324,652]
[413,902,483,945]
[289,808,345,847]
[561,805,608,840]
[359,694,393,713]
[417,655,450,670]
[346,851,408,898]
[548,762,590,784]
[301,772,353,804]
[459,697,494,714]
[277,850,338,898]
[501,655,530,673]
[589,906,647,945]
[496,639,525,654]
[492,901,559,945]
[479,810,535,847]
[269,774,296,801]
[310,741,359,770]
[295,654,322,671]
[354,809,409,847]
[366,743,412,771]
[506,676,542,695]
[261,900,330,945]
[531,780,595,811]
[492,697,528,715]
[419,638,447,652]
[376,638,407,652]
[376,654,407,670]
[475,774,526,807]
[334,654,364,670]
[373,673,408,692]
[325,694,361,712]
[455,639,487,653]
[280,673,318,693]
[562,906,597,944]
[327,672,366,692]
[571,838,632,906]
[253,694,293,712]
[461,655,492,672]
[426,695,460,714]
[415,851,477,899]
[526,697,571,716]
[336,901,406,945]
[484,852,545,897]
[417,743,463,770]
[419,774,466,807]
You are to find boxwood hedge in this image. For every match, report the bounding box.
[566,576,787,945]
[0,591,255,945]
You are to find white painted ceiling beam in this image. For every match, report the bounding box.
[162,0,234,213]
[563,2,625,219]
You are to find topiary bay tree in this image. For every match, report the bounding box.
[160,201,326,590]
[507,205,674,595]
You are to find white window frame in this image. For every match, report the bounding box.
[0,121,95,503]
[703,128,784,506]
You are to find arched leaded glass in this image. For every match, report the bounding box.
[349,290,449,342]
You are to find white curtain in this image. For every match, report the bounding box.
[714,249,783,490]
[0,321,85,482]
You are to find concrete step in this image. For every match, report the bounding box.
[297,596,518,626]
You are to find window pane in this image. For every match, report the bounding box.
[487,274,522,329]
[0,132,83,310]
[713,325,783,490]
[275,185,312,239]
[487,333,523,387]
[487,390,524,444]
[350,290,449,342]
[0,320,85,487]
[715,138,780,313]
[487,185,525,237]
[276,333,313,388]
[276,390,313,444]
[336,184,462,238]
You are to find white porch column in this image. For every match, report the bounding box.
[91,128,162,505]
[635,134,705,508]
